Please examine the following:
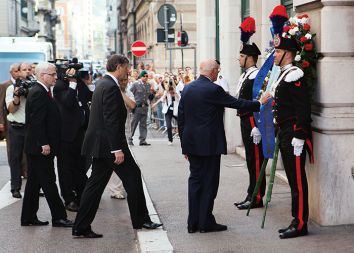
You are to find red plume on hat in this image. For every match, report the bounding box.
[269,5,289,35]
[239,17,256,43]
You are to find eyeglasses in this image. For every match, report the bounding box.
[143,75,148,77]
[44,73,57,77]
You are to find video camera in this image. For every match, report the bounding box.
[14,76,36,97]
[52,58,84,81]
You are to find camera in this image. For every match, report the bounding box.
[52,58,84,81]
[15,77,35,97]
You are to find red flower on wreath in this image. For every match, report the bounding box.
[304,43,313,51]
[302,60,310,68]
[298,14,309,19]
[303,24,311,31]
[283,26,291,33]
[300,36,308,43]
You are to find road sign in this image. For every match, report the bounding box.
[157,4,177,28]
[177,31,188,47]
[131,40,147,57]
[157,29,175,43]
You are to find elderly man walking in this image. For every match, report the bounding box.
[178,59,271,233]
[21,62,73,227]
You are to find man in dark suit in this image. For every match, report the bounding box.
[53,69,93,212]
[21,62,74,227]
[178,59,270,233]
[73,55,161,239]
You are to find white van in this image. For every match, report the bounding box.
[0,37,54,82]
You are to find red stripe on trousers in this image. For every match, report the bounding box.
[249,116,261,203]
[295,156,304,230]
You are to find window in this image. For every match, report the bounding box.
[21,0,28,21]
[241,0,250,21]
[281,0,295,17]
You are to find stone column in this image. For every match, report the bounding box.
[196,0,216,62]
[295,0,354,225]
[218,0,243,151]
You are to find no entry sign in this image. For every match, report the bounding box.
[131,40,147,57]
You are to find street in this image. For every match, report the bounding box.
[0,134,353,253]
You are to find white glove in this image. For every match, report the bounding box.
[250,127,262,144]
[291,137,305,156]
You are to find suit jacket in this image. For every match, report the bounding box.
[0,80,12,125]
[81,75,127,158]
[178,75,260,156]
[25,82,61,155]
[53,79,93,142]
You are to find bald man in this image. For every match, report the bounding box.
[178,59,270,233]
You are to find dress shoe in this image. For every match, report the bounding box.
[21,219,49,226]
[142,221,162,229]
[11,190,22,198]
[52,218,74,227]
[279,224,308,239]
[139,142,151,146]
[111,192,125,199]
[234,196,250,207]
[236,200,263,210]
[278,225,292,233]
[188,226,198,233]
[72,229,103,238]
[65,201,79,212]
[200,223,227,233]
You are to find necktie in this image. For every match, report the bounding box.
[48,89,53,98]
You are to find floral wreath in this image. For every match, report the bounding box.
[282,14,318,99]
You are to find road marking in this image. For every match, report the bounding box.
[138,178,173,253]
[0,181,21,210]
[130,147,173,253]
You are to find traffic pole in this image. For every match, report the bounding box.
[180,13,184,69]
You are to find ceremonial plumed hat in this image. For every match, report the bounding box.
[239,17,261,56]
[273,34,300,52]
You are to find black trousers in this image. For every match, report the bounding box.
[8,124,25,191]
[74,146,151,232]
[279,124,308,230]
[188,155,221,230]
[165,110,177,142]
[240,116,265,202]
[57,129,88,205]
[21,154,67,222]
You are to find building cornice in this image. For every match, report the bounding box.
[295,0,354,12]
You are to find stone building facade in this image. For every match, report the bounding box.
[0,0,39,37]
[197,0,354,226]
[116,0,196,73]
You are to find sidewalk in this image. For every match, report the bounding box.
[134,138,354,253]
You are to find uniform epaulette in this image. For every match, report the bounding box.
[284,67,304,82]
[249,69,259,80]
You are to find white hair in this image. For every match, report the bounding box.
[35,62,56,78]
[9,63,20,72]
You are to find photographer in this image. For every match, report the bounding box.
[53,63,93,212]
[5,62,32,198]
[152,85,179,145]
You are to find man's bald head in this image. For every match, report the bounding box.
[199,59,219,82]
